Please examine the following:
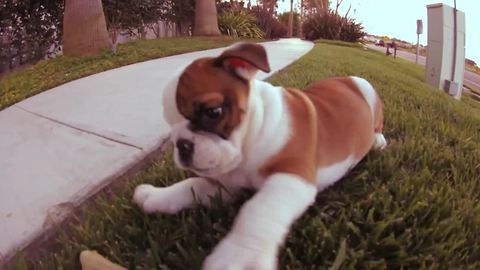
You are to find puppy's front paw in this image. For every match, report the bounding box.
[132,184,181,214]
[203,237,276,270]
[373,133,387,151]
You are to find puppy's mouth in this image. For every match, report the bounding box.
[177,159,214,174]
[191,167,213,175]
[182,162,210,172]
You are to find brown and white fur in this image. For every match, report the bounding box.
[133,43,387,270]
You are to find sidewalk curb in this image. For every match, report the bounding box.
[2,137,171,267]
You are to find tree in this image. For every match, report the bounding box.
[130,0,165,38]
[63,0,112,56]
[301,0,329,16]
[0,0,63,73]
[287,0,293,37]
[193,0,221,36]
[255,0,278,38]
[102,0,126,45]
[162,0,195,36]
[250,1,287,39]
[102,0,165,44]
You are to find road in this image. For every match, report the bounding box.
[367,44,480,90]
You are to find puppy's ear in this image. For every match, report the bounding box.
[162,75,184,126]
[215,43,271,80]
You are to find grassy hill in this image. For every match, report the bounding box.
[17,41,480,269]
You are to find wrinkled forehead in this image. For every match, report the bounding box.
[173,57,251,138]
[176,58,249,116]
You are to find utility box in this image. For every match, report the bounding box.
[425,3,465,99]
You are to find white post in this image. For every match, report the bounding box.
[416,34,420,64]
[416,19,422,64]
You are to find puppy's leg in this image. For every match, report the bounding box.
[203,173,317,270]
[133,177,236,214]
[373,133,387,150]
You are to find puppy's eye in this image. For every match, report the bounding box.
[204,107,223,120]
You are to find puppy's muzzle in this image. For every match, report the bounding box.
[176,139,194,165]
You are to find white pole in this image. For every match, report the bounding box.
[416,34,420,64]
[416,19,423,65]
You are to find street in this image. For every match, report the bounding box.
[367,44,480,90]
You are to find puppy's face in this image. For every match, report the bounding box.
[165,43,271,177]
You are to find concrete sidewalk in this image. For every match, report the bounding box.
[0,38,313,262]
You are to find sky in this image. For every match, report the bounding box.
[273,0,480,64]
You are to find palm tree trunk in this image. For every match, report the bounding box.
[193,0,221,36]
[63,0,111,56]
[287,0,294,37]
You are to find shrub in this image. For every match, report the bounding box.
[302,10,365,42]
[251,7,287,39]
[267,19,288,39]
[278,11,300,37]
[217,10,264,39]
[0,0,63,74]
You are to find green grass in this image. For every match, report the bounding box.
[20,43,480,269]
[0,37,241,111]
[314,39,364,48]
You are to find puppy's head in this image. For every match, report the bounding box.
[164,43,271,177]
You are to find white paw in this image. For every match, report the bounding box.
[373,133,387,151]
[132,184,182,214]
[203,237,277,270]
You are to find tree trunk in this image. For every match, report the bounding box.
[63,0,112,56]
[193,0,221,36]
[287,0,294,37]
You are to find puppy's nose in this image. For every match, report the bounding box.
[176,139,194,164]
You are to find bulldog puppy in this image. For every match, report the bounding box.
[133,42,387,270]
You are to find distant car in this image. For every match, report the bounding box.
[375,40,385,47]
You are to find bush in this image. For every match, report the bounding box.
[278,12,300,37]
[0,0,63,74]
[302,10,365,42]
[218,10,264,39]
[267,18,288,39]
[252,7,287,39]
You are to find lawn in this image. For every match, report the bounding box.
[0,37,241,111]
[16,41,480,269]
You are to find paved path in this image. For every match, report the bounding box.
[0,38,314,263]
[367,44,480,90]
